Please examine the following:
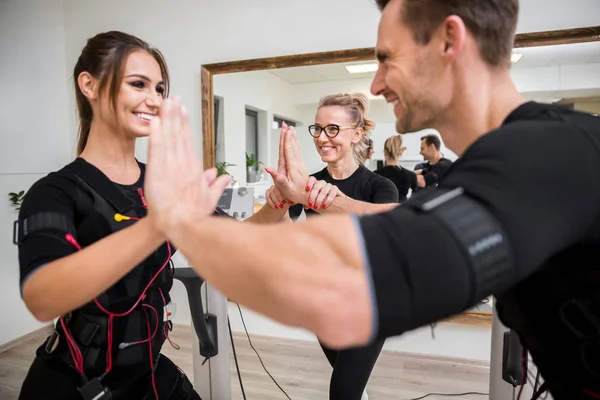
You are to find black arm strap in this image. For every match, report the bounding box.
[407,187,514,302]
[15,211,75,245]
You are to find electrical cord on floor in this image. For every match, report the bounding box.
[234,302,292,400]
[231,302,488,400]
[228,317,247,400]
[408,391,489,400]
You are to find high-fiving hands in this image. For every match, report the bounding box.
[144,97,231,234]
[265,122,343,211]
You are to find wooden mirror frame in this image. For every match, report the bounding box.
[200,26,600,327]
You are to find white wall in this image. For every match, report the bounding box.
[0,0,72,345]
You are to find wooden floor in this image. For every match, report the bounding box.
[0,325,490,399]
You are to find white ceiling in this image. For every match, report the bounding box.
[268,41,600,85]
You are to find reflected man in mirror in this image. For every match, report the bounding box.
[414,134,453,190]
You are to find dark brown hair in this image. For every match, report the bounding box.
[374,0,519,67]
[421,133,441,150]
[318,93,376,165]
[74,31,170,155]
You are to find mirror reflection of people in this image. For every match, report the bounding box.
[414,134,453,189]
[143,0,600,398]
[16,32,201,400]
[265,93,398,400]
[374,135,418,202]
[362,138,375,170]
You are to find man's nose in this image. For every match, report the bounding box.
[370,66,385,97]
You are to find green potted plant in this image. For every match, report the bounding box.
[215,161,235,177]
[245,152,263,183]
[215,161,237,187]
[9,190,26,211]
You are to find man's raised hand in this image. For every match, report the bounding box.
[145,97,231,234]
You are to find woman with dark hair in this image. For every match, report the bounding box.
[16,31,201,399]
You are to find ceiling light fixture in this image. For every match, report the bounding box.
[345,63,379,74]
[511,53,523,63]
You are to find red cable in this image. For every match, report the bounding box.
[94,241,171,318]
[94,241,172,376]
[60,316,84,374]
[65,234,81,250]
[144,307,159,400]
[61,189,172,385]
[138,188,148,209]
[126,305,159,347]
[159,288,180,349]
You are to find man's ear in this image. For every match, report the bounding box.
[77,71,99,101]
[438,15,466,62]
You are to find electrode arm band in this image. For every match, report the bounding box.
[16,211,75,244]
[357,187,514,340]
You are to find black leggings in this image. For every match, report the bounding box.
[18,353,201,400]
[320,339,385,400]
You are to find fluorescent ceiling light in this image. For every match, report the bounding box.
[511,53,523,63]
[346,63,378,74]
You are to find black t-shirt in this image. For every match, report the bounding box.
[356,102,600,396]
[289,164,399,219]
[417,157,453,189]
[18,158,153,292]
[374,165,417,202]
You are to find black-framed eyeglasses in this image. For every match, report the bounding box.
[308,124,356,138]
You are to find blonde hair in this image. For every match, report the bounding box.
[384,135,405,160]
[318,92,375,165]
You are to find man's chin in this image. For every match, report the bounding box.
[395,120,409,134]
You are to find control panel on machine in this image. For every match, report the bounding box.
[216,187,255,221]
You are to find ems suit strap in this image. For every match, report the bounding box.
[16,211,75,244]
[407,187,514,303]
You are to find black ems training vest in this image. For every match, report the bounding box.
[33,160,174,377]
[492,108,600,399]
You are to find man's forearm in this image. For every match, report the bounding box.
[318,196,398,215]
[245,203,290,224]
[165,214,373,348]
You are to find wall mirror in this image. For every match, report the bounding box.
[200,26,600,326]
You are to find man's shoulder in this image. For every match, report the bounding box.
[470,103,598,155]
[497,101,599,140]
[448,103,600,183]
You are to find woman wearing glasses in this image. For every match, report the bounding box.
[265,92,398,400]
